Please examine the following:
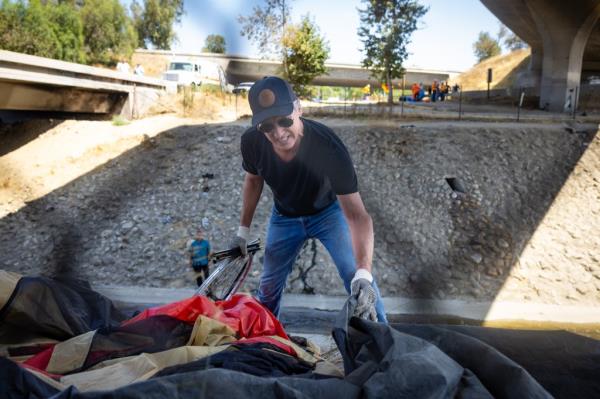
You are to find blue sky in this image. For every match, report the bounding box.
[140,0,503,72]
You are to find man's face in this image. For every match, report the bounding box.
[258,106,303,153]
[196,230,204,240]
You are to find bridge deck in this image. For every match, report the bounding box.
[0,50,167,116]
[0,50,166,91]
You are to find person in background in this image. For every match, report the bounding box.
[418,83,425,101]
[187,228,212,286]
[116,59,130,74]
[134,64,145,76]
[412,82,420,101]
[431,80,439,102]
[440,81,448,101]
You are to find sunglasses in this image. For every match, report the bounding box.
[258,116,294,134]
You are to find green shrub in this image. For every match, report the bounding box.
[112,115,130,126]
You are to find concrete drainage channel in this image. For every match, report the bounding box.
[94,285,600,346]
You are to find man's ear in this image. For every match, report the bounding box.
[297,102,303,117]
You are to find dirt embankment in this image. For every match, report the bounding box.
[456,49,530,91]
[0,114,598,306]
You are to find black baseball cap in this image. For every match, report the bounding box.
[248,76,297,126]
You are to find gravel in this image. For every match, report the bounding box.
[1,118,598,305]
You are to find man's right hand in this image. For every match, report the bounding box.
[350,269,377,321]
[229,226,249,256]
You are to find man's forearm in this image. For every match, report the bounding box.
[346,213,374,272]
[338,192,374,273]
[240,173,264,227]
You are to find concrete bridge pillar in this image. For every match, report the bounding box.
[517,45,543,88]
[525,0,600,112]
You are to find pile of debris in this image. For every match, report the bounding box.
[1,270,598,398]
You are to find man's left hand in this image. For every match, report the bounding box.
[350,269,377,321]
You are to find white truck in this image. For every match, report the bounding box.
[163,58,231,93]
[163,60,203,88]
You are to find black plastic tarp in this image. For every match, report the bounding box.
[393,324,600,398]
[0,276,126,343]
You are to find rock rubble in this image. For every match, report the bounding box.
[1,118,598,305]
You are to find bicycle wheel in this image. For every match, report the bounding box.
[195,239,260,301]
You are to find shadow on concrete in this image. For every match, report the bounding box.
[360,122,598,324]
[0,116,64,157]
[0,111,115,157]
[278,307,508,335]
[0,119,245,283]
[495,54,531,90]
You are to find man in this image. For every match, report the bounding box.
[133,63,145,76]
[188,228,211,286]
[230,76,386,322]
[411,82,420,101]
[431,80,439,102]
[116,59,130,74]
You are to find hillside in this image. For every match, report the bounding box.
[456,48,530,91]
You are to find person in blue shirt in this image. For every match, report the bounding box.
[188,229,212,286]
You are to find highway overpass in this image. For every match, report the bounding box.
[6,0,599,116]
[481,0,600,112]
[133,50,459,89]
[0,48,457,117]
[0,50,168,118]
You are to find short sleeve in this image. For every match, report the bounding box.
[322,133,358,195]
[241,130,259,175]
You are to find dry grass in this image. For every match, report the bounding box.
[147,86,252,120]
[456,49,531,91]
[131,52,171,78]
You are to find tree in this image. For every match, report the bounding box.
[0,0,84,63]
[473,31,501,62]
[0,0,59,59]
[133,0,184,50]
[80,0,137,65]
[358,0,428,104]
[503,32,527,51]
[281,15,329,97]
[130,0,145,48]
[238,0,291,59]
[203,34,226,53]
[497,24,508,44]
[239,1,328,96]
[497,23,527,52]
[47,1,86,63]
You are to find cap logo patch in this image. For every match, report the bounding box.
[258,89,276,108]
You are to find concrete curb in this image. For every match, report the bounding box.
[94,285,600,324]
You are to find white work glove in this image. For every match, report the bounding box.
[350,269,377,322]
[229,226,249,256]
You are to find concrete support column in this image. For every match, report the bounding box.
[526,0,600,112]
[518,45,543,88]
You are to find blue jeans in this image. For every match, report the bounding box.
[258,201,387,322]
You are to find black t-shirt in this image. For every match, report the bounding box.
[241,118,358,216]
